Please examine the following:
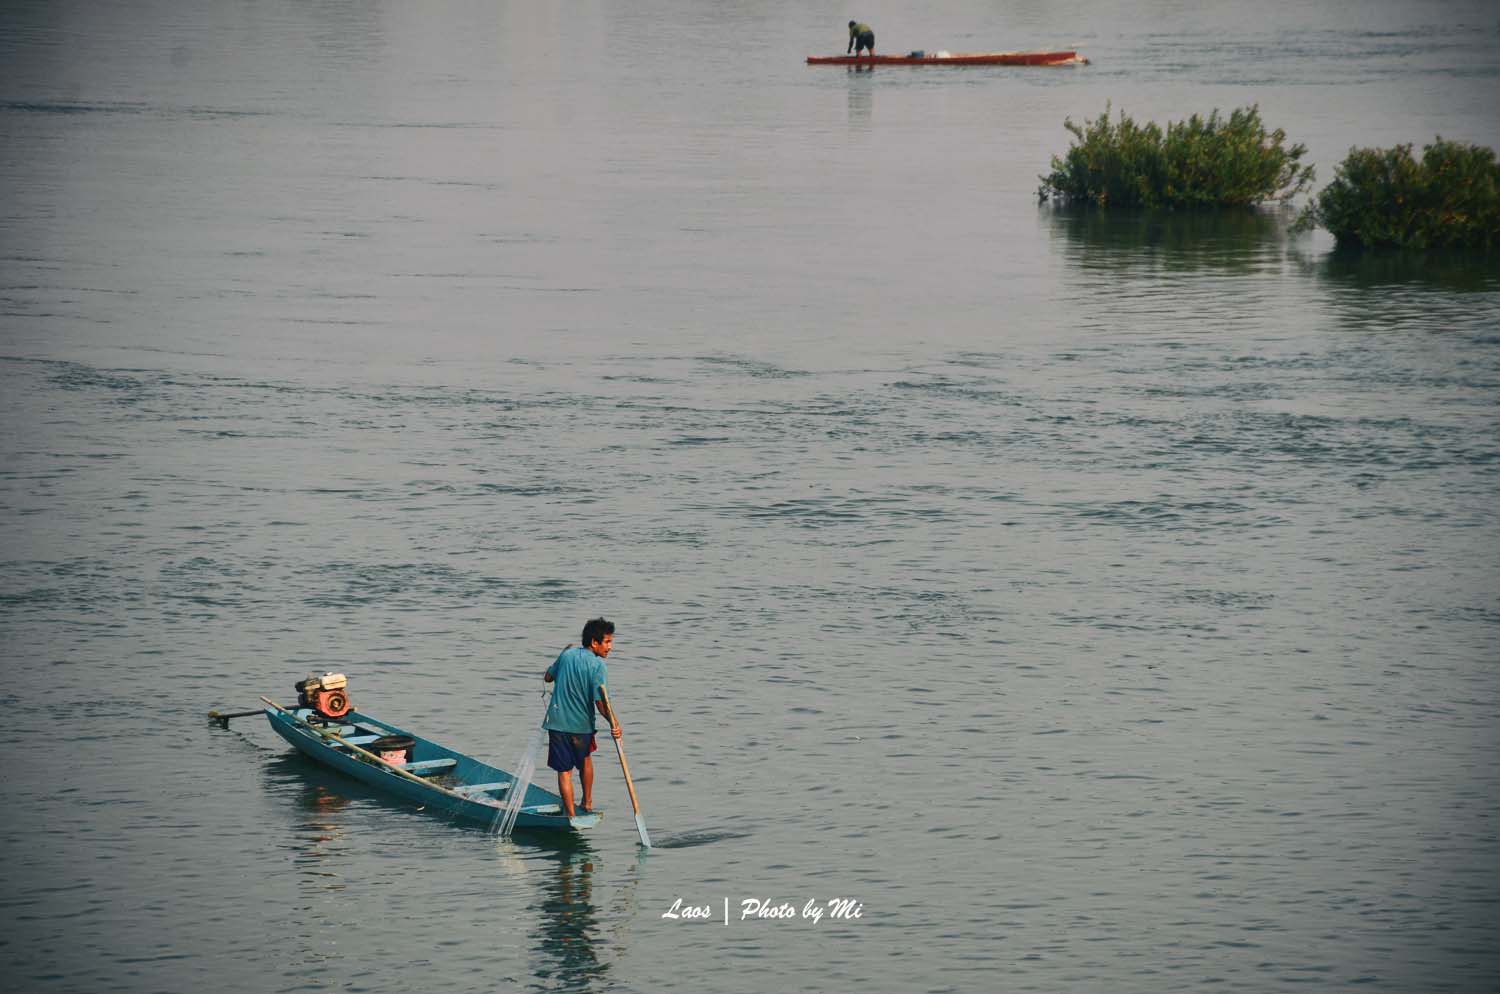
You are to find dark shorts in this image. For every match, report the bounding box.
[856,30,874,51]
[547,730,598,773]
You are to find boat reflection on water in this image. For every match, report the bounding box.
[258,755,362,978]
[1045,204,1292,276]
[292,788,351,881]
[266,755,355,888]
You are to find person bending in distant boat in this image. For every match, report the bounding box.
[848,21,875,57]
[543,617,622,819]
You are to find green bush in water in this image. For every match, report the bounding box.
[1294,138,1499,249]
[1038,104,1315,209]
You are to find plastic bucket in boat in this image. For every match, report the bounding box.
[369,735,416,765]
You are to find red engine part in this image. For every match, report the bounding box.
[295,673,352,719]
[307,687,350,718]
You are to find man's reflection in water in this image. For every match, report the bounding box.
[531,848,606,992]
[848,73,873,128]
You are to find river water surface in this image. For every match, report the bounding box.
[2,1,1498,992]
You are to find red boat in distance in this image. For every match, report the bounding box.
[807,50,1088,67]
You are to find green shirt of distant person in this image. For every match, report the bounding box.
[848,21,875,55]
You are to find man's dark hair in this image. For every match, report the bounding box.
[581,617,615,647]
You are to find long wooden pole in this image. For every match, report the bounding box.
[598,686,651,848]
[259,697,479,805]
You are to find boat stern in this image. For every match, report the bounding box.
[512,804,603,831]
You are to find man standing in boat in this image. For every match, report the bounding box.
[543,617,622,819]
[848,20,875,57]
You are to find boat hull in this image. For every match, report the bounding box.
[265,705,600,833]
[807,50,1086,66]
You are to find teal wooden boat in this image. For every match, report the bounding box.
[260,697,601,833]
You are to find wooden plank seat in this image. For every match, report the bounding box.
[453,781,512,796]
[331,734,382,747]
[399,758,458,775]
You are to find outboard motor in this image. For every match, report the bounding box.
[295,672,352,720]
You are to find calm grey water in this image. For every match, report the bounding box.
[2,1,1498,992]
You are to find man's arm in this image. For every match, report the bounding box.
[544,645,571,683]
[596,696,623,739]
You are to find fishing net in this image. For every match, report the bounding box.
[494,694,549,837]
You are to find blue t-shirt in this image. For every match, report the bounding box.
[543,646,607,733]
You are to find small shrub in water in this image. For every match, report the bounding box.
[1294,138,1500,250]
[1038,104,1314,209]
